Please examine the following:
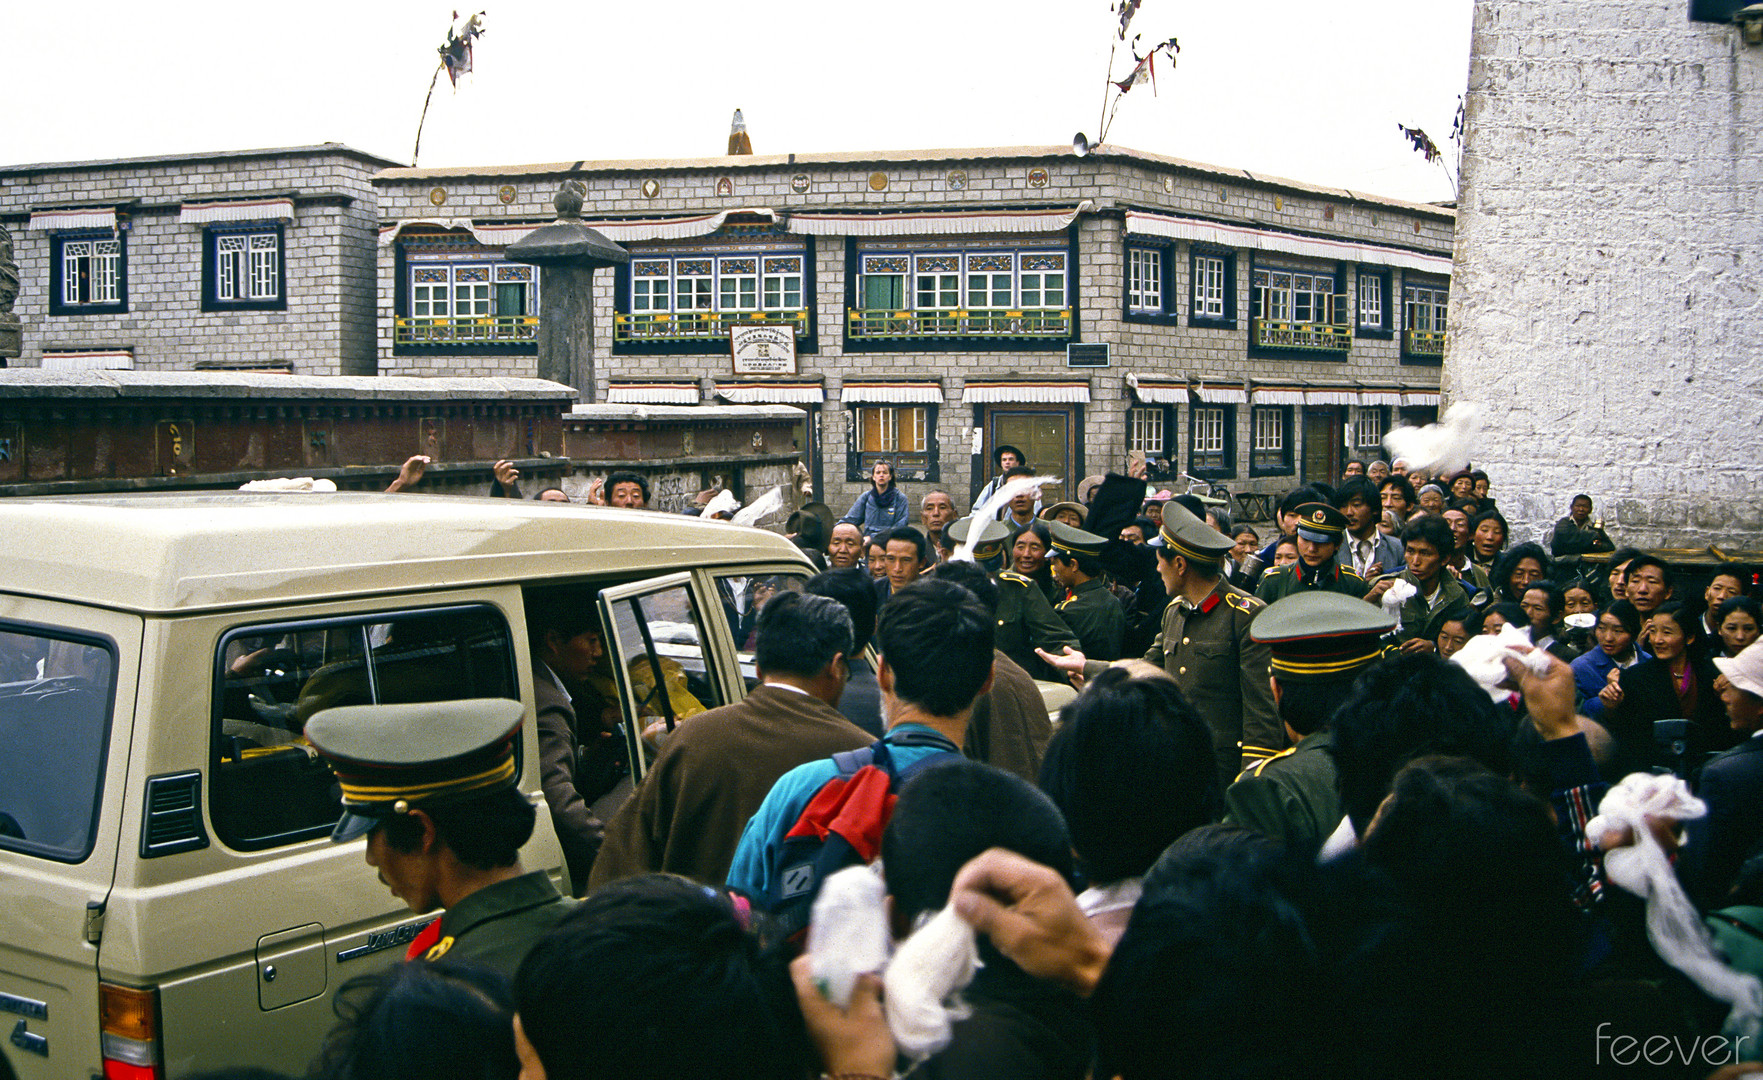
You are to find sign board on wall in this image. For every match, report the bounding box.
[731,324,798,376]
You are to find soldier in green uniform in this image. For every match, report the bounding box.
[306,697,576,978]
[1222,592,1396,850]
[1048,520,1126,661]
[1254,502,1370,601]
[950,515,1079,681]
[1042,504,1282,789]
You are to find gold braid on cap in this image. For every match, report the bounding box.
[336,757,517,808]
[1158,522,1224,569]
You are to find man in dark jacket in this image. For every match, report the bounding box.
[589,592,871,890]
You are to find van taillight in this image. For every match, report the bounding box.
[99,982,161,1080]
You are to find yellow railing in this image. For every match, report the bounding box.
[1252,318,1351,352]
[846,308,1072,339]
[613,309,809,341]
[1405,329,1448,356]
[394,315,537,345]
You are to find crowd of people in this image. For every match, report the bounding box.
[195,445,1763,1080]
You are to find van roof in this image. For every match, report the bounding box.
[0,492,809,614]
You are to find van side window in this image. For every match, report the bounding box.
[211,605,517,851]
[0,626,116,862]
[714,573,810,692]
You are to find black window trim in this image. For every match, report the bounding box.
[1186,245,1237,330]
[208,602,521,852]
[48,228,129,317]
[1248,404,1296,478]
[613,236,820,357]
[0,618,119,864]
[1123,240,1180,327]
[201,222,288,313]
[1353,265,1394,340]
[1187,402,1238,481]
[1399,270,1450,366]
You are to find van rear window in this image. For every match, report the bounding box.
[0,626,116,862]
[211,605,518,851]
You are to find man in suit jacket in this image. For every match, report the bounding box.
[589,592,870,890]
[1334,476,1403,581]
[527,589,617,895]
[1681,641,1763,909]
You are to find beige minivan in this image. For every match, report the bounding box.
[0,491,813,1079]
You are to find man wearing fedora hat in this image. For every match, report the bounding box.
[1254,503,1370,602]
[305,698,577,977]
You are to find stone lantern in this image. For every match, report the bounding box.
[505,181,628,401]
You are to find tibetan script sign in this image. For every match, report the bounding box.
[730,324,798,376]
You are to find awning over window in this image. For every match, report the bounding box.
[1403,390,1441,406]
[179,197,295,224]
[790,202,1091,237]
[961,380,1090,405]
[41,350,134,370]
[29,208,116,231]
[1124,211,1452,276]
[1250,385,1307,405]
[1193,383,1248,405]
[379,209,777,248]
[606,380,700,405]
[1126,374,1185,404]
[1359,389,1406,406]
[715,379,825,404]
[1305,388,1358,406]
[840,380,944,404]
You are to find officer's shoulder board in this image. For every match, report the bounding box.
[997,570,1032,586]
[1339,566,1366,582]
[1240,745,1297,779]
[1224,592,1261,615]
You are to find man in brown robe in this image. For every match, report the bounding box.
[588,592,870,889]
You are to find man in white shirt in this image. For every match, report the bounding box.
[1333,477,1402,580]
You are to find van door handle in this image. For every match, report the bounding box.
[10,1019,47,1057]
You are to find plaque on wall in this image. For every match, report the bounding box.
[730,324,798,375]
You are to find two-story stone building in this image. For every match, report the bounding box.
[0,144,399,375]
[372,146,1454,513]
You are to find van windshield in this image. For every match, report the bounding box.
[0,627,116,862]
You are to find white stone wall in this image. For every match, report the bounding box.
[1448,0,1763,547]
[0,148,388,374]
[374,150,1454,516]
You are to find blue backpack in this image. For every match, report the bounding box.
[762,729,961,941]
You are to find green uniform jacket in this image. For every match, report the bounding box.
[995,569,1080,680]
[1089,578,1281,790]
[425,871,577,979]
[1254,559,1369,602]
[1222,729,1342,850]
[1055,578,1127,662]
[1390,570,1473,644]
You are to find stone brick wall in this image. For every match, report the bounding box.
[374,148,1454,519]
[1448,1,1763,547]
[0,146,393,375]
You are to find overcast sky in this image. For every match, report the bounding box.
[13,0,1473,204]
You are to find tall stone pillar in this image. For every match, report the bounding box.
[506,181,628,402]
[0,224,20,363]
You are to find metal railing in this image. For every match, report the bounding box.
[1405,329,1448,357]
[613,309,809,341]
[394,315,537,345]
[1251,318,1351,353]
[846,308,1072,339]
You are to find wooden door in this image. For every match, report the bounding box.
[1302,408,1341,486]
[988,409,1072,502]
